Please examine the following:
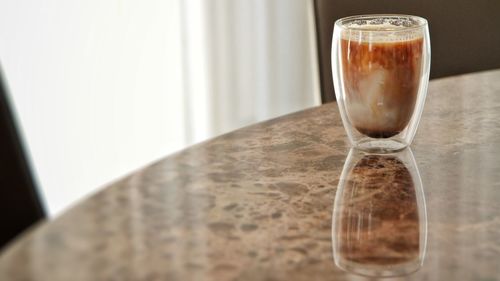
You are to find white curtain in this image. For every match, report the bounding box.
[0,0,320,215]
[181,0,321,144]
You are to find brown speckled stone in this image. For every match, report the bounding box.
[1,70,500,280]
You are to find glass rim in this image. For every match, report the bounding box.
[334,14,428,32]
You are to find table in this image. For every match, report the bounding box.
[1,70,500,280]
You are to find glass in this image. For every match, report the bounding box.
[332,15,431,153]
[332,148,427,277]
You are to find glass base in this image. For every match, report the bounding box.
[354,138,407,153]
[336,258,422,278]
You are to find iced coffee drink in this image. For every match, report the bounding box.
[342,34,423,138]
[332,15,430,152]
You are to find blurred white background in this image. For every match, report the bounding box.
[0,0,320,216]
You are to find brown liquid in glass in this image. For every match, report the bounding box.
[341,38,423,138]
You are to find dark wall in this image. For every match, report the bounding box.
[314,0,500,102]
[0,69,45,250]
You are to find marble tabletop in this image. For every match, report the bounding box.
[2,70,500,280]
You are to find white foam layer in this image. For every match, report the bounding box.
[347,23,414,30]
[341,29,424,43]
[339,16,425,43]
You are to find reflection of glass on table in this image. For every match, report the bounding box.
[332,148,427,277]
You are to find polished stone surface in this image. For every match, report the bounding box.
[1,70,500,280]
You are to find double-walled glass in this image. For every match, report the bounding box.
[332,15,431,153]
